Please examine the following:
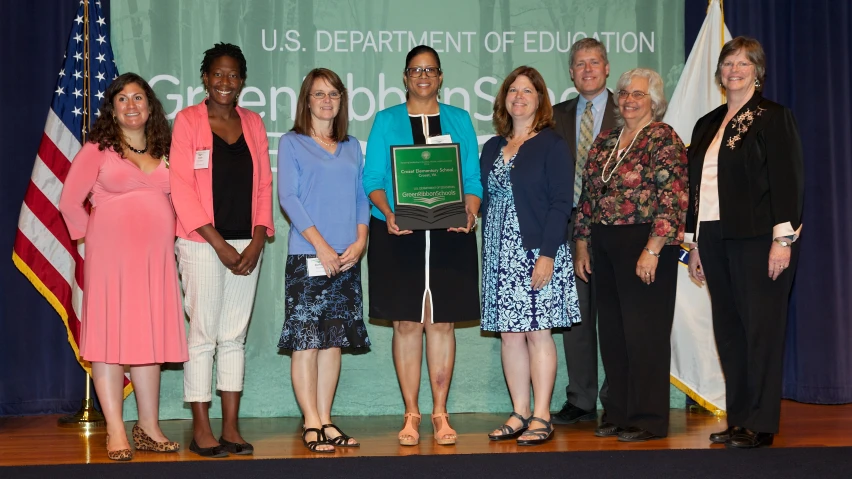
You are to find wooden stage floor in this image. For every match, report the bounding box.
[1,401,849,466]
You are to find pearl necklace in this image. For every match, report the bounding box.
[601,121,652,185]
[311,132,337,148]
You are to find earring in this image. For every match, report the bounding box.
[754,78,761,88]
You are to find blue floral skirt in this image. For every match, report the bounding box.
[278,255,371,351]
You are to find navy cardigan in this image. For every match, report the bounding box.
[480,127,574,258]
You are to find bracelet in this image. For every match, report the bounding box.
[643,247,661,258]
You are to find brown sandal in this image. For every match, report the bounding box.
[431,412,457,446]
[398,412,421,446]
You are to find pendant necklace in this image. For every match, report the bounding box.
[600,121,651,194]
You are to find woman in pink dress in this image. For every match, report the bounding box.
[59,73,188,461]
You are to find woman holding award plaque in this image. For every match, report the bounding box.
[362,45,482,447]
[479,66,580,446]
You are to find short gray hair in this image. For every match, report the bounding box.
[612,68,667,125]
[568,38,609,67]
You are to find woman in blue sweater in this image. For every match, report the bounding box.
[278,68,371,453]
[362,45,482,447]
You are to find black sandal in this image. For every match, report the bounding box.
[488,412,531,441]
[321,423,360,447]
[516,416,553,446]
[302,427,334,453]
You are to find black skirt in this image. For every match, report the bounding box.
[367,216,480,323]
[279,255,371,351]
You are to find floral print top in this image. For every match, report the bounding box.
[574,122,688,245]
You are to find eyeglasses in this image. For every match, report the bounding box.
[310,91,341,100]
[404,67,442,78]
[720,61,754,70]
[617,90,650,100]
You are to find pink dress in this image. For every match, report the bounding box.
[59,143,188,365]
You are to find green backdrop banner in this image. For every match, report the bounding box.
[110,0,684,419]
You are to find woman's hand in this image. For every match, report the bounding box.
[636,249,659,285]
[687,245,705,284]
[768,241,792,281]
[233,240,263,276]
[316,241,343,277]
[338,239,366,272]
[386,212,413,236]
[531,255,555,291]
[448,195,480,233]
[214,242,242,271]
[574,240,592,282]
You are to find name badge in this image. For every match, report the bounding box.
[306,257,326,277]
[194,150,210,169]
[426,134,453,144]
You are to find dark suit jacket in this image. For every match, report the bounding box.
[480,128,573,258]
[685,93,803,239]
[553,90,618,158]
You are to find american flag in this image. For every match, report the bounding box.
[11,0,131,396]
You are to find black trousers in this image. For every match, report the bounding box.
[592,223,678,437]
[562,214,608,411]
[697,221,798,433]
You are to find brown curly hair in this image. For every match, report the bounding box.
[492,66,554,138]
[88,72,171,159]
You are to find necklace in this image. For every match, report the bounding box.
[600,121,652,188]
[311,131,337,148]
[126,142,148,155]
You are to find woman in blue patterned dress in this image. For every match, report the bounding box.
[479,66,581,445]
[278,68,371,453]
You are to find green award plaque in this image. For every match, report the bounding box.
[390,143,467,230]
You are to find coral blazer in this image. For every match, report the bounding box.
[169,101,275,242]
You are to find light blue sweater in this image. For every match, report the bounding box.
[277,132,370,254]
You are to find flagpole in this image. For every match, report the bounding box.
[57,0,105,429]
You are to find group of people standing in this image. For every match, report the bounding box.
[57,34,802,461]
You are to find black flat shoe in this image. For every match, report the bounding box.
[516,416,553,446]
[488,412,530,441]
[321,423,360,447]
[189,439,229,458]
[726,429,774,449]
[709,426,742,444]
[218,436,254,455]
[594,422,624,437]
[617,427,663,442]
[302,427,335,453]
[551,401,597,425]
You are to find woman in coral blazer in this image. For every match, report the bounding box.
[170,43,274,458]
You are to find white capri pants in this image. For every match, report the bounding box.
[176,237,261,402]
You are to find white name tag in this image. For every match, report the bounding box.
[426,134,453,144]
[194,150,210,169]
[306,257,326,277]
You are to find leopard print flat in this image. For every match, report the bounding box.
[106,434,133,461]
[132,424,180,452]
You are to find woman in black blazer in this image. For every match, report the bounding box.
[480,66,581,445]
[685,37,803,449]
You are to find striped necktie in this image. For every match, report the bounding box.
[574,100,595,206]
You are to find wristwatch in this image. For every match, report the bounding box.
[773,237,793,247]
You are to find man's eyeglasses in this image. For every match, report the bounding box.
[405,67,442,78]
[617,90,650,100]
[310,91,341,100]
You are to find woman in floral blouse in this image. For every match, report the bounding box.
[574,67,688,442]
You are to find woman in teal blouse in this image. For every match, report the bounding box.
[362,45,482,447]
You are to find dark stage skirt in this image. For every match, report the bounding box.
[278,254,371,351]
[367,216,480,323]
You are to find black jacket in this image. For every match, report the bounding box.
[685,93,803,239]
[552,90,618,157]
